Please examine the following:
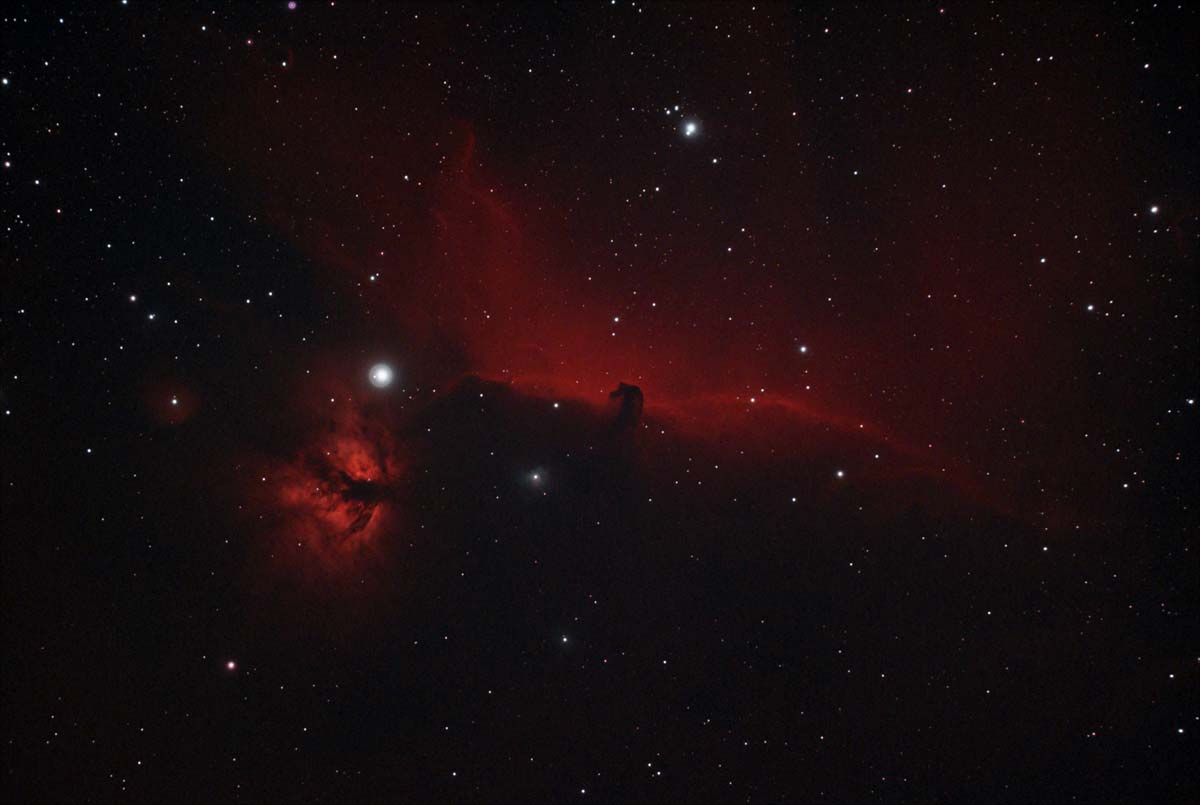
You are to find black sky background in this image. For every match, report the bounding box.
[3,2,1198,802]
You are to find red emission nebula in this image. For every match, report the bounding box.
[194,48,1159,585]
[230,124,965,582]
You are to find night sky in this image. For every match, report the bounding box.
[3,2,1198,801]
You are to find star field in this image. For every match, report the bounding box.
[2,2,1197,802]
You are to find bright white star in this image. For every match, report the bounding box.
[369,363,394,388]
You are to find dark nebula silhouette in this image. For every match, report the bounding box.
[609,382,644,431]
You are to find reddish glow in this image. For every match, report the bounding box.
[142,377,199,426]
[206,82,1097,564]
[248,392,407,585]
